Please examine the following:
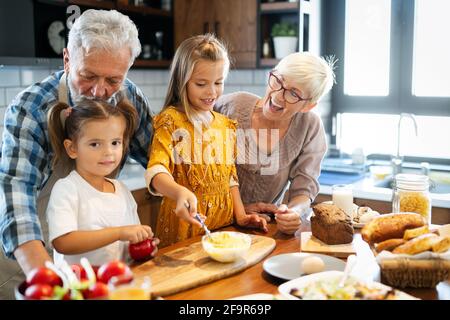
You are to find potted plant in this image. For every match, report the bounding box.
[271,22,298,59]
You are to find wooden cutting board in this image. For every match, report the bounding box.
[300,231,363,258]
[132,235,276,297]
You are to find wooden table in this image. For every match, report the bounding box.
[148,223,450,300]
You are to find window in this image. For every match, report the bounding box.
[413,0,450,97]
[326,0,450,161]
[338,113,450,160]
[344,0,391,96]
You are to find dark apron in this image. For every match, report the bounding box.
[0,73,73,299]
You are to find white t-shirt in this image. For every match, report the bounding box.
[47,170,140,266]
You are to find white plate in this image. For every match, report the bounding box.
[278,270,418,300]
[262,253,346,280]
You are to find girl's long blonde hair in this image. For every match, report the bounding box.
[47,94,138,168]
[163,34,230,124]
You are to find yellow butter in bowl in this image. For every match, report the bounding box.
[202,231,251,263]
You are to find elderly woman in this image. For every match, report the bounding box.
[215,52,335,235]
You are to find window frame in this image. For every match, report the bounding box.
[325,0,450,146]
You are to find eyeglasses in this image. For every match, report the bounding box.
[268,72,311,104]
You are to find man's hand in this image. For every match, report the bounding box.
[244,202,278,223]
[14,240,52,275]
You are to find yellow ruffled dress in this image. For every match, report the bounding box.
[147,107,238,247]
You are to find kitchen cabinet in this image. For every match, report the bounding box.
[5,0,173,68]
[259,0,320,68]
[174,0,257,68]
[131,188,162,231]
[314,194,450,225]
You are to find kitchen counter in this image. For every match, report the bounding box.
[118,163,450,208]
[320,176,450,209]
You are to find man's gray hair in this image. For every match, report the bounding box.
[67,9,141,67]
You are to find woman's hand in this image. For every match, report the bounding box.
[119,225,154,244]
[244,202,278,223]
[174,187,204,228]
[274,204,302,235]
[235,213,268,232]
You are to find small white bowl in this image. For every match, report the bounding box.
[202,231,251,263]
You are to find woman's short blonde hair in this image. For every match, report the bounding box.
[163,34,230,124]
[275,52,336,104]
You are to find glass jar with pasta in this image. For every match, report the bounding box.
[392,173,431,224]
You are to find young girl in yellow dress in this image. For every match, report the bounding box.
[146,34,268,247]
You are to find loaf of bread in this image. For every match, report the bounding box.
[392,233,439,255]
[374,238,407,253]
[311,203,354,245]
[361,212,425,244]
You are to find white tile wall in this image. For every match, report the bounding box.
[21,67,53,87]
[252,70,270,85]
[6,87,25,104]
[0,68,21,87]
[226,70,254,85]
[0,89,5,107]
[0,106,6,124]
[0,106,4,149]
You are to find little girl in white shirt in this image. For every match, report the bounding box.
[46,95,159,266]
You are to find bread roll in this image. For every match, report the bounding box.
[403,225,429,240]
[361,212,425,244]
[392,233,438,255]
[374,238,407,253]
[431,236,450,253]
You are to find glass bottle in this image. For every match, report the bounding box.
[392,173,431,224]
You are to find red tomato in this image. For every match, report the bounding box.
[26,267,62,287]
[97,261,131,284]
[24,284,54,300]
[129,239,155,261]
[83,282,109,299]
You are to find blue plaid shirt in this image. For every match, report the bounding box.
[0,71,153,259]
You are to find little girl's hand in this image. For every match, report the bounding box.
[236,213,268,232]
[174,188,203,228]
[120,225,154,244]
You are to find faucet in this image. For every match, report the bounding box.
[392,113,418,176]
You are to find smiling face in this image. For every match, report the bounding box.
[261,73,316,122]
[186,59,226,112]
[64,47,131,101]
[64,116,126,181]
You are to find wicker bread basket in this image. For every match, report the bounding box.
[379,258,450,288]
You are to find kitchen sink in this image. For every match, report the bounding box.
[375,176,450,194]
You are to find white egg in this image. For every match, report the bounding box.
[301,256,325,275]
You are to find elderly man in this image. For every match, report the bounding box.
[0,10,153,298]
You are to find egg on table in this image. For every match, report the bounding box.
[301,256,325,275]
